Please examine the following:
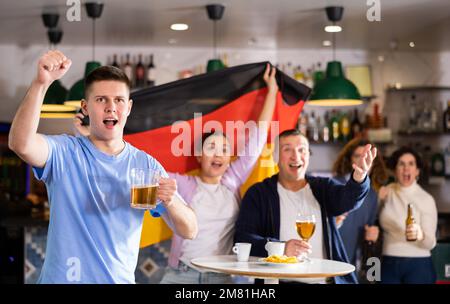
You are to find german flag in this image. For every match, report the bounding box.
[124,62,311,247]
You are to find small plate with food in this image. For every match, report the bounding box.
[258,255,302,266]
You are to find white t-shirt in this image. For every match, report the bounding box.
[379,182,437,257]
[277,182,327,284]
[180,177,239,271]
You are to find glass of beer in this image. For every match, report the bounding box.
[130,168,160,210]
[295,213,316,262]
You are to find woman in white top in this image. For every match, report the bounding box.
[379,147,437,284]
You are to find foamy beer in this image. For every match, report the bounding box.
[295,221,316,242]
[295,213,316,261]
[130,168,160,209]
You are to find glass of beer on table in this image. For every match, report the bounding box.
[295,213,316,262]
[130,168,160,209]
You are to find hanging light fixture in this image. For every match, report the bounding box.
[40,12,77,118]
[206,4,226,73]
[309,6,362,106]
[65,2,103,107]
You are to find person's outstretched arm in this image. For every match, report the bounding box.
[224,64,278,186]
[9,50,72,168]
[257,63,278,131]
[157,178,198,240]
[325,144,378,216]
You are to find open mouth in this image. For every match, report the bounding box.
[289,163,302,169]
[211,160,223,169]
[103,118,118,128]
[402,173,412,183]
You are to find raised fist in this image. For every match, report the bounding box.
[36,50,72,86]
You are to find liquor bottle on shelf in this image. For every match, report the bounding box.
[374,103,384,128]
[330,110,340,143]
[350,109,363,139]
[305,68,314,88]
[340,111,350,142]
[134,54,146,88]
[294,65,304,83]
[221,53,228,68]
[444,144,450,178]
[308,111,320,142]
[420,101,432,131]
[147,54,156,87]
[123,53,133,85]
[297,113,309,137]
[286,62,293,78]
[431,151,445,177]
[315,116,322,143]
[409,94,418,132]
[430,103,438,131]
[111,54,120,68]
[366,102,384,130]
[321,111,330,143]
[444,100,450,132]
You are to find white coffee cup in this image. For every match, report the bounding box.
[265,241,285,256]
[232,243,252,262]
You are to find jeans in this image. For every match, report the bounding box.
[160,262,234,284]
[381,256,436,284]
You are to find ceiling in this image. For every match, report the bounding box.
[1,0,450,51]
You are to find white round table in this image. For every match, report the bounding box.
[191,255,355,284]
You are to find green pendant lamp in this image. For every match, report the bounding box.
[309,61,361,106]
[206,4,225,73]
[65,2,104,108]
[309,7,362,106]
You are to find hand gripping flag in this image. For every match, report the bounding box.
[124,62,311,247]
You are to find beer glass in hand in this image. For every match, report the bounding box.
[130,168,160,210]
[296,213,316,262]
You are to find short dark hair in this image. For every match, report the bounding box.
[84,66,131,97]
[278,129,310,150]
[278,129,303,140]
[387,146,423,170]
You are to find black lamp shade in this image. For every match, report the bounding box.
[206,4,225,21]
[47,29,63,45]
[42,13,59,28]
[325,6,344,22]
[85,2,104,19]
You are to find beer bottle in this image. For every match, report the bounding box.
[405,204,417,241]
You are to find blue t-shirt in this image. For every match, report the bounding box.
[33,135,170,283]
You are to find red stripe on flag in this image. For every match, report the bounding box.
[124,88,305,173]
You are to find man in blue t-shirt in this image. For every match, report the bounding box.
[8,50,198,283]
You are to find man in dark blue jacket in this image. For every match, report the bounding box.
[234,129,377,284]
